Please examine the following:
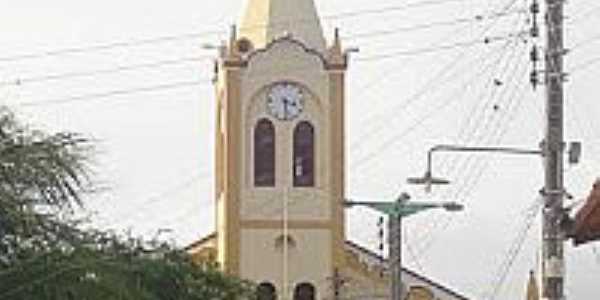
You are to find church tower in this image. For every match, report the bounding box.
[188,2,475,300]
[212,0,348,298]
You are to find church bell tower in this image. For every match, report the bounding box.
[213,0,348,298]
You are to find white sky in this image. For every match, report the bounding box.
[1,0,599,299]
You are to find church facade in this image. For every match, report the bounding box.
[187,1,470,299]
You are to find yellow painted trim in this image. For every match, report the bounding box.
[328,66,347,270]
[240,219,332,229]
[216,51,245,276]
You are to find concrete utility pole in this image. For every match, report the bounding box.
[389,213,403,300]
[345,194,463,300]
[542,0,566,298]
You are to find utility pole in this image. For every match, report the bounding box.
[542,0,566,298]
[389,214,403,300]
[345,194,463,300]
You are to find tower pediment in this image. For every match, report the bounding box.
[245,35,329,70]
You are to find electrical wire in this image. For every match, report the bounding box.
[487,197,542,300]
[14,79,210,107]
[350,37,521,173]
[355,32,524,62]
[0,30,225,63]
[96,171,211,228]
[348,0,528,157]
[344,8,525,40]
[0,56,211,87]
[12,32,515,109]
[0,6,524,89]
[404,37,526,250]
[570,55,600,74]
[0,0,476,63]
[414,57,531,256]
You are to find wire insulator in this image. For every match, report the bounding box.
[530,70,539,90]
[530,46,539,62]
[530,23,539,38]
[530,1,540,15]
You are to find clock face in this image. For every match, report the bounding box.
[267,83,304,121]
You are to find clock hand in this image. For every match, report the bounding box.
[283,98,289,119]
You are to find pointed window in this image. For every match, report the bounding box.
[293,282,316,300]
[293,121,314,187]
[257,282,277,300]
[255,119,275,187]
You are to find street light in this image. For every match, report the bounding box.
[345,193,464,300]
[406,171,451,193]
[408,144,543,193]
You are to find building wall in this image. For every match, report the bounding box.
[240,228,332,299]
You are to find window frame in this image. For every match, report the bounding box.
[254,118,276,187]
[292,121,315,187]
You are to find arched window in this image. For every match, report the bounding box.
[257,282,277,300]
[293,121,314,187]
[293,282,316,300]
[254,119,275,187]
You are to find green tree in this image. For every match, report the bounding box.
[0,107,255,300]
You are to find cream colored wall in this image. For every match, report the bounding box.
[240,228,332,299]
[239,39,332,222]
[216,192,227,265]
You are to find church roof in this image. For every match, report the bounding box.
[185,234,470,300]
[572,179,600,245]
[345,240,471,300]
[238,0,327,53]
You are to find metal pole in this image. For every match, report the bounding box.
[390,214,403,300]
[542,0,565,298]
[283,188,289,300]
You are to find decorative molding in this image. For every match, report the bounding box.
[240,219,332,229]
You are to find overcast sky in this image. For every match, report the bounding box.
[1,0,599,299]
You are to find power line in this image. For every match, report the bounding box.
[355,32,524,62]
[15,79,210,107]
[348,0,528,156]
[568,2,600,24]
[0,56,211,87]
[0,0,488,63]
[0,30,224,63]
[350,37,520,172]
[0,9,523,88]
[570,32,600,51]
[406,39,526,252]
[570,55,600,74]
[95,171,211,228]
[12,32,517,109]
[414,57,531,257]
[487,197,542,300]
[345,8,525,40]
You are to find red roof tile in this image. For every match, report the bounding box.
[573,179,600,246]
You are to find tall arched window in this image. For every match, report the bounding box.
[254,119,275,187]
[293,282,316,300]
[293,121,314,187]
[257,282,277,300]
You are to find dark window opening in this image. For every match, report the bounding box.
[293,282,316,300]
[293,121,314,187]
[255,119,275,187]
[257,282,277,300]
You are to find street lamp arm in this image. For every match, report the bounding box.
[410,144,542,192]
[429,144,542,156]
